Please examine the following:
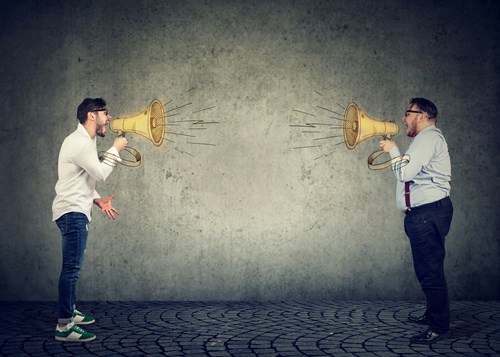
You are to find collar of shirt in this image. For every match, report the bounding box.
[76,123,97,150]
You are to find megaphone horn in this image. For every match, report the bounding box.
[343,102,399,150]
[110,98,166,146]
[343,102,402,170]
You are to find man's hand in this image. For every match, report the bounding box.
[94,194,120,220]
[113,137,128,153]
[379,139,397,153]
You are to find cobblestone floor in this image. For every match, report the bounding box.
[1,301,499,356]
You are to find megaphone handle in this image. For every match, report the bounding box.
[117,132,142,167]
[368,150,410,170]
[121,147,142,167]
[366,135,392,169]
[368,150,390,170]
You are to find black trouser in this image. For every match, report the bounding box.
[404,196,453,334]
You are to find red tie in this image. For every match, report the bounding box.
[405,181,411,210]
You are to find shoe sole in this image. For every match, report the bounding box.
[55,335,96,342]
[74,320,95,325]
[410,332,449,344]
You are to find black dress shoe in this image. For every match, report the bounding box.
[408,313,429,325]
[410,329,449,344]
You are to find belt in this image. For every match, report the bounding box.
[405,196,450,214]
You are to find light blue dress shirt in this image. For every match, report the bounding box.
[389,125,451,211]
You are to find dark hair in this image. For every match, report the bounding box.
[76,98,107,124]
[409,97,438,120]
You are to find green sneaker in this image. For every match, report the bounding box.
[55,322,96,342]
[73,309,95,325]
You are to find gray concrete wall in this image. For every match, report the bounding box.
[1,0,498,301]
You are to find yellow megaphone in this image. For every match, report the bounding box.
[343,102,407,170]
[100,99,166,167]
[110,99,166,146]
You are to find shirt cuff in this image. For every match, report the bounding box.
[389,147,401,159]
[101,146,122,166]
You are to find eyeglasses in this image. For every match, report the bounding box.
[93,109,109,116]
[404,109,422,117]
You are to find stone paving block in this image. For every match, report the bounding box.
[374,352,405,357]
[1,301,499,356]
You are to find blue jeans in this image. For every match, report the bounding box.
[404,196,453,334]
[56,212,89,324]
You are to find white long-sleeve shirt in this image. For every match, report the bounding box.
[389,125,451,212]
[52,123,120,221]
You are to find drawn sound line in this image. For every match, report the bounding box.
[160,100,218,157]
[290,100,347,160]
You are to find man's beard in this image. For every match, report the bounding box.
[406,121,417,138]
[96,123,106,137]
